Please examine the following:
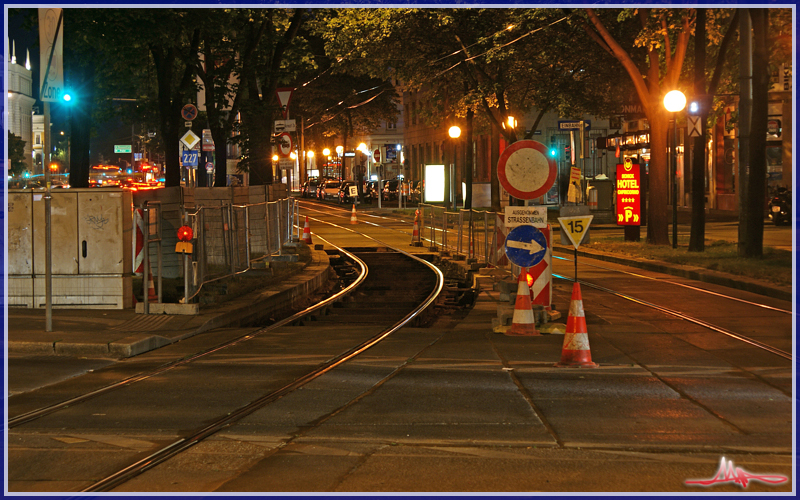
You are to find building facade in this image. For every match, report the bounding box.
[7,41,36,173]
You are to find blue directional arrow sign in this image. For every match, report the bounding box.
[504,225,547,268]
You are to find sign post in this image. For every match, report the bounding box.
[558,215,594,282]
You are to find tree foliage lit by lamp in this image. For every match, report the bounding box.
[663,90,686,249]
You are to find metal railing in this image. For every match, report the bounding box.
[418,203,503,266]
[179,197,300,304]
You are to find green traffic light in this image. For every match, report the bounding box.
[63,93,72,102]
[549,149,556,157]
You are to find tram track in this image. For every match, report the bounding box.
[7,223,444,492]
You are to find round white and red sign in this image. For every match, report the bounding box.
[497,140,557,200]
[278,132,293,157]
[373,149,381,162]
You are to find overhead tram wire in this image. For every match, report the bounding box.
[432,13,573,79]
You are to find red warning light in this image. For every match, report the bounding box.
[177,225,193,242]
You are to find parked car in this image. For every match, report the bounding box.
[382,179,400,201]
[363,180,380,203]
[337,180,359,204]
[316,179,341,201]
[301,178,321,198]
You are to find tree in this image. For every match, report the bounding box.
[7,131,28,177]
[321,8,630,211]
[584,8,692,246]
[234,9,308,185]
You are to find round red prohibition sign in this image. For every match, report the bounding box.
[278,132,293,157]
[497,140,557,200]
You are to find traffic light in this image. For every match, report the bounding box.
[687,94,712,116]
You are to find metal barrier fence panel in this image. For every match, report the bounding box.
[181,197,295,303]
[418,203,501,266]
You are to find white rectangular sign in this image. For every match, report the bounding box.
[505,206,548,228]
[274,119,296,133]
[38,8,64,102]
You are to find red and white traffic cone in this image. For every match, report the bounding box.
[410,209,422,246]
[147,262,158,303]
[350,204,358,224]
[505,268,539,336]
[302,216,313,245]
[555,282,597,367]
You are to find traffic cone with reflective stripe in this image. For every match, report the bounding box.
[555,282,597,367]
[350,204,358,224]
[506,268,539,336]
[410,209,422,246]
[302,216,313,245]
[147,262,158,303]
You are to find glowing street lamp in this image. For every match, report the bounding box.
[663,90,686,249]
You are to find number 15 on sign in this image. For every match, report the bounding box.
[558,215,593,282]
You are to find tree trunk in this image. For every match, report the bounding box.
[646,108,671,246]
[490,123,500,212]
[213,131,228,187]
[68,64,94,189]
[689,8,707,252]
[243,98,273,186]
[465,109,474,210]
[743,8,768,258]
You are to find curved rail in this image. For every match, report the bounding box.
[8,238,368,429]
[83,227,443,492]
[553,273,793,361]
[553,254,792,315]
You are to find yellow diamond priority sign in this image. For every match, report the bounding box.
[180,130,201,150]
[558,215,594,249]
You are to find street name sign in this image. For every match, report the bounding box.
[558,120,591,131]
[497,140,557,200]
[504,224,548,268]
[558,215,594,249]
[505,206,547,228]
[114,145,132,154]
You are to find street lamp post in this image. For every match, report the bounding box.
[336,145,344,181]
[663,90,686,249]
[448,126,461,211]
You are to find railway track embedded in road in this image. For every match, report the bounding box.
[7,227,444,492]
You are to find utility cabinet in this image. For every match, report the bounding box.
[8,188,133,309]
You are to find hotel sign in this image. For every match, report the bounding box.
[616,158,641,225]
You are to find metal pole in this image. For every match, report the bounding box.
[44,102,53,331]
[574,247,578,282]
[183,251,190,305]
[142,206,150,314]
[245,205,251,267]
[156,204,163,303]
[672,116,678,249]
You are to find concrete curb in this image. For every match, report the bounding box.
[7,248,333,358]
[552,245,792,302]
